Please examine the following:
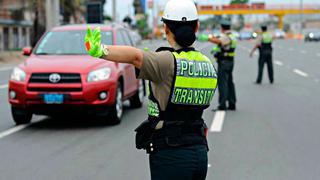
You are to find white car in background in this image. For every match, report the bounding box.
[273,29,286,39]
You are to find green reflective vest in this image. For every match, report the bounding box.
[147,86,160,117]
[171,51,217,106]
[260,32,273,51]
[214,33,237,61]
[147,50,217,118]
[262,32,273,44]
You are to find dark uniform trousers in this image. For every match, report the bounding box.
[149,145,208,180]
[257,49,274,83]
[217,60,236,107]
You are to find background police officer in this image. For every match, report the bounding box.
[250,24,274,84]
[199,20,237,111]
[85,0,217,179]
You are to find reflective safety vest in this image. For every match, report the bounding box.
[214,33,237,61]
[261,32,273,50]
[147,47,217,151]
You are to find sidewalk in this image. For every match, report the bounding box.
[0,51,26,66]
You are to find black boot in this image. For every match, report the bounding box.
[217,105,227,110]
[228,104,236,111]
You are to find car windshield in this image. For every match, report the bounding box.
[34,30,113,55]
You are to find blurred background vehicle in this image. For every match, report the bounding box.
[252,31,258,39]
[8,24,145,125]
[239,31,254,40]
[130,30,142,46]
[273,29,286,39]
[304,29,320,42]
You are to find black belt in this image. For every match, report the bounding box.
[147,134,207,154]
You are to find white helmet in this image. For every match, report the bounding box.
[162,0,198,22]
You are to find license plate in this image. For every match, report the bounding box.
[43,94,64,104]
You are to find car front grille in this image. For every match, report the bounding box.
[27,87,82,92]
[29,73,82,83]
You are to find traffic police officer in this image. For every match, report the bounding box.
[250,24,274,84]
[85,0,217,179]
[199,20,237,111]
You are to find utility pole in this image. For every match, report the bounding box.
[112,0,116,21]
[45,0,60,31]
[300,0,303,35]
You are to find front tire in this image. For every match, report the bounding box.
[108,83,123,124]
[11,107,32,125]
[130,80,145,108]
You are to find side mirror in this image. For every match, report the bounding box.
[22,47,32,56]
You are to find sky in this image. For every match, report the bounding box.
[104,0,320,21]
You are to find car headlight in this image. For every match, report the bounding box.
[309,33,314,38]
[252,32,257,38]
[87,68,111,82]
[10,67,26,82]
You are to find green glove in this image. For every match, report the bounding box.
[210,47,215,54]
[211,46,220,54]
[85,26,103,58]
[198,34,209,42]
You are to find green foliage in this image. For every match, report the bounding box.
[136,14,150,39]
[104,15,113,21]
[230,0,249,4]
[199,16,221,31]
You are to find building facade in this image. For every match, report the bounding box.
[0,0,34,51]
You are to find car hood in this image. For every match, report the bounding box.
[23,55,113,74]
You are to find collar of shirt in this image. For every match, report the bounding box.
[173,44,194,51]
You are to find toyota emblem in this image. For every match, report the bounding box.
[49,73,61,83]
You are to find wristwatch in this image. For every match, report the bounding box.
[101,44,109,57]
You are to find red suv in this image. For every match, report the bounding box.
[8,24,145,125]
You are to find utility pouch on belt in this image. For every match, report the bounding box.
[134,119,159,150]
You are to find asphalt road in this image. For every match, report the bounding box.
[0,39,319,180]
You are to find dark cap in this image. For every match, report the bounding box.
[220,19,231,30]
[261,24,268,31]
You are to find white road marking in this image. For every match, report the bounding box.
[0,66,13,72]
[210,111,226,132]
[274,60,283,66]
[300,50,307,54]
[208,164,212,168]
[293,69,308,77]
[0,84,8,89]
[0,124,30,139]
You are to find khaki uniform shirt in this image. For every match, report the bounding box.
[137,50,175,111]
[219,31,232,47]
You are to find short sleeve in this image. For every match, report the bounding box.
[219,34,231,46]
[137,51,175,83]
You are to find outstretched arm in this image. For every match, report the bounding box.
[85,27,144,69]
[208,35,222,45]
[101,46,143,69]
[198,34,222,45]
[250,44,259,58]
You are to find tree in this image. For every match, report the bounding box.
[230,0,249,30]
[28,0,46,47]
[230,0,249,4]
[60,0,106,24]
